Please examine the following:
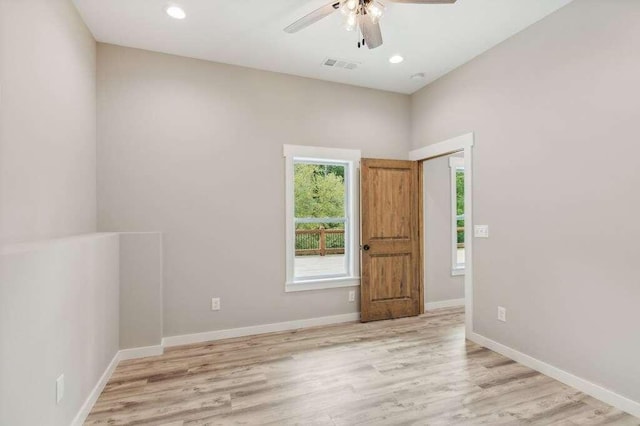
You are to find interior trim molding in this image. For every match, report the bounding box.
[409,132,474,161]
[162,312,361,348]
[118,345,164,361]
[468,332,640,418]
[71,351,120,426]
[425,298,465,310]
[285,277,360,292]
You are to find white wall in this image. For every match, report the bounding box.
[0,234,120,426]
[0,0,97,246]
[412,0,640,403]
[423,153,464,305]
[97,44,411,337]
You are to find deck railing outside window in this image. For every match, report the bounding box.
[457,214,465,249]
[295,227,345,256]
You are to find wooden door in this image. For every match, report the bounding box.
[360,159,422,322]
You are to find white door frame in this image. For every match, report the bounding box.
[409,133,475,336]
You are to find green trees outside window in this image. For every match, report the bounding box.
[294,163,346,230]
[456,169,464,244]
[294,163,347,253]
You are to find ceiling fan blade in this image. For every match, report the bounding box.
[284,2,341,33]
[388,0,456,3]
[360,17,383,49]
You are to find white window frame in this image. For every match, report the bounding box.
[284,144,361,292]
[450,157,465,276]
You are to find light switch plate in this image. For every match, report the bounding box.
[474,225,489,238]
[497,306,507,322]
[56,374,64,404]
[211,298,221,311]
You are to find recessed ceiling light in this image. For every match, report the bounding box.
[411,73,426,80]
[166,5,186,20]
[389,55,404,64]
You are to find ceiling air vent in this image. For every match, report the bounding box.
[323,58,359,70]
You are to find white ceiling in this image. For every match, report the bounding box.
[73,0,573,94]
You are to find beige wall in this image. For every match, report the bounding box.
[119,232,163,349]
[0,0,97,246]
[0,2,122,424]
[0,234,120,426]
[423,153,464,305]
[0,230,163,425]
[97,44,411,337]
[412,0,640,403]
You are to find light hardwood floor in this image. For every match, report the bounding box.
[86,308,639,425]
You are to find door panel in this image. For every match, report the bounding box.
[361,159,421,322]
[369,254,410,301]
[368,168,412,239]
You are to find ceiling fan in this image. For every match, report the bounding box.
[284,0,457,50]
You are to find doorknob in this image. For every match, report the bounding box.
[362,244,370,251]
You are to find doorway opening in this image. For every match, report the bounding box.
[422,152,466,311]
[410,133,474,335]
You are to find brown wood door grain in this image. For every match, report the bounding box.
[360,158,421,322]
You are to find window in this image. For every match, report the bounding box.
[284,145,360,292]
[450,157,465,275]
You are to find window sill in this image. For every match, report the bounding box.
[285,276,360,293]
[451,268,465,277]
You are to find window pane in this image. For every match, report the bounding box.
[295,223,347,278]
[294,163,346,218]
[456,168,465,268]
[293,162,348,279]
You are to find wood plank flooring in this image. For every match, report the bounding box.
[85,308,639,425]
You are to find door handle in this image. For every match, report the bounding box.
[362,244,370,251]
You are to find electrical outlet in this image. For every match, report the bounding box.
[474,225,489,238]
[56,374,64,404]
[497,306,507,322]
[348,290,356,302]
[211,298,221,311]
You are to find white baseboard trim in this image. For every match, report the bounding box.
[71,351,120,426]
[71,344,164,425]
[162,312,361,348]
[468,332,640,418]
[71,313,360,424]
[425,298,465,310]
[119,344,164,361]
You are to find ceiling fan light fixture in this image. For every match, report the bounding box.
[166,5,186,20]
[341,0,358,15]
[283,0,457,50]
[367,2,385,21]
[345,12,358,31]
[389,55,404,64]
